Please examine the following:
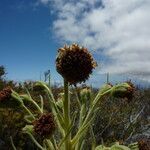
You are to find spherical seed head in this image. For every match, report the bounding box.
[0,86,12,102]
[138,139,150,150]
[56,43,97,85]
[33,113,56,138]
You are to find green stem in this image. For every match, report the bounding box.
[22,104,35,120]
[40,95,44,112]
[74,87,81,108]
[82,89,111,126]
[72,89,112,146]
[10,136,17,150]
[30,99,43,114]
[63,79,71,150]
[63,79,70,125]
[27,132,45,150]
[46,92,65,137]
[51,135,58,150]
[24,88,42,113]
[45,139,55,150]
[75,104,86,150]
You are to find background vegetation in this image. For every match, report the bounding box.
[0,65,149,149]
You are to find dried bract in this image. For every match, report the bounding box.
[0,86,12,102]
[33,113,56,138]
[138,138,150,150]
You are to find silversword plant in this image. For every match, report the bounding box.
[0,43,139,150]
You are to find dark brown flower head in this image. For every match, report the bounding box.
[33,113,56,138]
[56,43,97,85]
[112,81,135,102]
[138,138,150,150]
[0,86,12,102]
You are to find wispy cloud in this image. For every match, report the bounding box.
[39,0,150,81]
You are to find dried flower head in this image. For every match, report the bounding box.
[0,86,12,102]
[33,113,56,138]
[138,139,150,150]
[0,87,23,108]
[112,81,135,102]
[56,43,97,84]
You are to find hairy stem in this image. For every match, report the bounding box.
[63,79,71,150]
[22,104,35,120]
[27,132,45,150]
[30,98,43,114]
[10,136,17,150]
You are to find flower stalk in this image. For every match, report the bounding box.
[63,79,71,150]
[22,104,35,120]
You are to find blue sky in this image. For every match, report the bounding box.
[0,0,60,82]
[0,0,150,87]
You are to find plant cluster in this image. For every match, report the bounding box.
[0,44,149,150]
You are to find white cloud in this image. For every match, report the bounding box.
[40,0,150,81]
